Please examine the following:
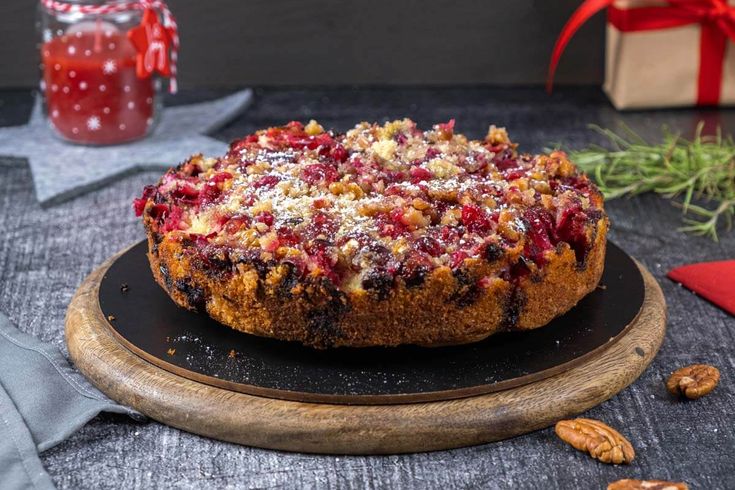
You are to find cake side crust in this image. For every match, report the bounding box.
[146,216,607,348]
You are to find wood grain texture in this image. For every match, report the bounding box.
[65,251,665,455]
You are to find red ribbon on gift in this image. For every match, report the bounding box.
[547,0,735,105]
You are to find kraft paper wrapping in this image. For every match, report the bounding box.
[603,0,735,109]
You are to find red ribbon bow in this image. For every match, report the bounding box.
[547,0,735,105]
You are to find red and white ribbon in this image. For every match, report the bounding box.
[39,0,179,93]
[547,0,735,106]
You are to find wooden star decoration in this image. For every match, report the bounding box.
[0,90,252,206]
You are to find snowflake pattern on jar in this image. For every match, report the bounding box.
[41,21,155,145]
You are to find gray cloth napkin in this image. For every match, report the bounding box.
[0,312,143,490]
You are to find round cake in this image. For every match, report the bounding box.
[134,119,607,348]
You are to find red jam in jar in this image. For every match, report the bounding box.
[42,23,156,145]
[38,0,170,146]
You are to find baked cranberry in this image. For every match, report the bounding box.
[301,212,339,242]
[330,144,349,163]
[523,207,557,266]
[493,149,519,172]
[214,214,231,228]
[198,172,233,206]
[410,166,433,183]
[562,175,593,195]
[285,131,333,151]
[306,239,340,283]
[161,206,184,232]
[211,172,233,183]
[252,175,280,189]
[229,133,259,153]
[194,244,234,278]
[504,168,526,181]
[171,183,199,204]
[440,225,461,244]
[133,198,147,217]
[198,183,222,206]
[557,204,589,263]
[399,252,432,287]
[450,250,469,269]
[185,233,213,249]
[383,170,406,184]
[133,185,157,216]
[313,132,334,148]
[395,133,408,145]
[425,147,441,159]
[242,194,257,207]
[255,211,274,227]
[312,212,338,234]
[149,203,168,220]
[302,163,339,185]
[461,204,493,234]
[375,209,410,239]
[276,227,300,246]
[415,236,443,256]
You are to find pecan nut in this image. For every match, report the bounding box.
[555,418,635,464]
[666,364,720,399]
[608,479,688,490]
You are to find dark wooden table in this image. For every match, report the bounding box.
[0,87,733,489]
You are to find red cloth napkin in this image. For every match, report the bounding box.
[668,260,735,316]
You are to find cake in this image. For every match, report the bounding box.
[134,119,607,348]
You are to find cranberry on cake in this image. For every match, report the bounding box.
[134,119,607,348]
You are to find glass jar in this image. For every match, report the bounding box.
[37,0,163,145]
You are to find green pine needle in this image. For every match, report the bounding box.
[567,123,735,241]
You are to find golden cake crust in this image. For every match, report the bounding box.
[136,119,608,348]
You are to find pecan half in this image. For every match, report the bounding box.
[555,418,635,464]
[666,364,720,399]
[608,479,688,490]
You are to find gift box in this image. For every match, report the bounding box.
[548,0,735,109]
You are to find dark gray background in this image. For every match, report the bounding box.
[1,0,604,88]
[0,87,733,489]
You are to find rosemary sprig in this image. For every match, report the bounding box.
[568,123,735,241]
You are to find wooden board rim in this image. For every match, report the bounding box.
[95,241,646,405]
[65,245,667,454]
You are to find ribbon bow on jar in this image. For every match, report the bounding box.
[547,0,735,106]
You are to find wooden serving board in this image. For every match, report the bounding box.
[65,249,666,455]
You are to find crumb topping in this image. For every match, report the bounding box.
[135,119,605,295]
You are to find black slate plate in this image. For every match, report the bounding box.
[98,240,644,404]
